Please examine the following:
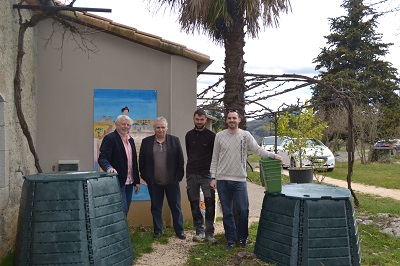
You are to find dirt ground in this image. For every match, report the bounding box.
[134,217,261,266]
[134,153,400,265]
[320,151,400,200]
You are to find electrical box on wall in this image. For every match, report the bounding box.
[58,160,79,171]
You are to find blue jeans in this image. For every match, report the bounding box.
[217,180,249,244]
[120,184,133,215]
[148,182,184,235]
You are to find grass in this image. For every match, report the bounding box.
[185,222,266,266]
[355,193,400,265]
[144,155,400,265]
[2,198,399,266]
[356,192,400,215]
[184,192,400,265]
[324,160,400,189]
[244,153,400,265]
[0,253,12,266]
[248,152,400,189]
[2,155,399,266]
[359,224,400,265]
[131,227,155,257]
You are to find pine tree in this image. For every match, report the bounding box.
[312,0,400,139]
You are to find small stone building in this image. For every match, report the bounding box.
[0,0,211,257]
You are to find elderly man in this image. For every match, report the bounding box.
[139,116,186,240]
[98,114,140,215]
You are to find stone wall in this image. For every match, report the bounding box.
[0,0,37,258]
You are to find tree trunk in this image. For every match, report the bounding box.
[14,14,47,173]
[222,8,246,129]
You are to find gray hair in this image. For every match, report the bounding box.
[153,116,168,129]
[116,115,131,123]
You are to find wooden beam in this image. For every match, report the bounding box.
[13,4,111,13]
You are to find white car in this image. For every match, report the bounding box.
[263,136,335,172]
[261,136,285,153]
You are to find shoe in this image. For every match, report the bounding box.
[192,233,205,242]
[225,242,235,251]
[205,235,217,244]
[176,233,186,240]
[239,239,250,248]
[154,232,162,239]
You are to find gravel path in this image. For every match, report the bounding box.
[321,175,400,200]
[134,182,263,266]
[279,169,400,201]
[134,153,400,265]
[134,215,260,266]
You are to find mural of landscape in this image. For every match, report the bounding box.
[93,88,157,200]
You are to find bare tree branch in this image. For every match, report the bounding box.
[15,13,48,173]
[14,4,102,172]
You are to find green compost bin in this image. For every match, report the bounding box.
[14,171,134,266]
[259,157,282,193]
[254,183,361,266]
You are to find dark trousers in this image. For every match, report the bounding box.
[186,174,215,236]
[120,184,133,216]
[148,182,184,235]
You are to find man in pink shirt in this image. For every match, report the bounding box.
[98,115,140,215]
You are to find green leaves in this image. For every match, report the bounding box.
[277,105,328,168]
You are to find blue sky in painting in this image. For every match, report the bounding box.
[94,89,157,121]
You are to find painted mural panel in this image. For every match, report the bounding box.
[94,89,157,200]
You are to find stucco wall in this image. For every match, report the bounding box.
[0,0,38,257]
[0,4,203,258]
[36,20,198,225]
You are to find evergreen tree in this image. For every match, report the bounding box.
[312,0,400,139]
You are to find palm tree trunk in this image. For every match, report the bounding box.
[222,10,247,128]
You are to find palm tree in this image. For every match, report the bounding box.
[155,0,291,128]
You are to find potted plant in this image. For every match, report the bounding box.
[277,103,328,183]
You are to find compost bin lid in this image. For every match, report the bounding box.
[279,183,351,200]
[24,171,117,182]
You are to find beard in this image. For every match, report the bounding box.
[227,122,237,129]
[195,124,205,130]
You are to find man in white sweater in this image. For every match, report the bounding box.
[210,110,282,251]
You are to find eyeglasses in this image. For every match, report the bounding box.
[227,109,238,113]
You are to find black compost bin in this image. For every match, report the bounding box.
[14,171,134,266]
[254,183,361,266]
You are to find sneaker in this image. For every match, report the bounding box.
[192,233,205,242]
[176,233,186,240]
[225,242,235,251]
[205,235,217,244]
[154,232,162,239]
[239,239,250,248]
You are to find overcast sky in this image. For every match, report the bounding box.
[81,0,400,112]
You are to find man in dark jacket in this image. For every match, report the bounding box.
[185,109,216,243]
[98,115,140,215]
[139,116,185,239]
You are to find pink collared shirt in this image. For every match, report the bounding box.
[118,132,133,185]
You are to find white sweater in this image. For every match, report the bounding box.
[210,129,275,182]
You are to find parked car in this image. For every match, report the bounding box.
[277,138,335,172]
[261,136,285,153]
[392,139,400,150]
[374,139,399,155]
